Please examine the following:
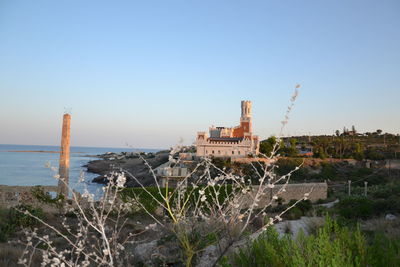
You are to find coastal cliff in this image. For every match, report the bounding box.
[85,150,170,187]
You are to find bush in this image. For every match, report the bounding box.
[319,162,338,180]
[283,207,303,220]
[335,196,374,220]
[367,233,400,267]
[313,206,331,217]
[0,205,44,242]
[365,148,385,160]
[283,200,312,220]
[276,158,308,181]
[31,186,64,208]
[371,197,400,215]
[370,181,400,199]
[227,216,400,267]
[120,185,235,214]
[9,204,44,229]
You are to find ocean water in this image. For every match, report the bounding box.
[0,144,160,195]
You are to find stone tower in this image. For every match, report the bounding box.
[240,100,252,134]
[241,100,252,120]
[58,113,71,197]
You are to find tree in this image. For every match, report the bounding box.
[335,130,340,137]
[353,143,364,160]
[377,129,382,135]
[259,136,277,156]
[281,138,298,157]
[314,146,326,159]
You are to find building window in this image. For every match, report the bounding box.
[218,150,221,154]
[206,150,208,154]
[232,151,234,154]
[212,150,214,154]
[238,151,241,155]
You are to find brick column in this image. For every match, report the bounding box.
[58,113,71,197]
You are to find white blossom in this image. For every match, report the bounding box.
[116,173,126,187]
[207,181,216,186]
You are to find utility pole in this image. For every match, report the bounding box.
[348,180,351,196]
[364,181,368,196]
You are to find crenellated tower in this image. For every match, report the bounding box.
[241,100,252,121]
[239,100,252,135]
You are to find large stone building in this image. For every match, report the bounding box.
[196,101,260,158]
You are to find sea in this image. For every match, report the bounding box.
[0,144,160,196]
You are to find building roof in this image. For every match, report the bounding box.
[208,137,243,142]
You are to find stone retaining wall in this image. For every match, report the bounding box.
[250,182,328,207]
[0,182,328,213]
[0,185,59,209]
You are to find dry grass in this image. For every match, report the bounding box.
[304,216,325,236]
[0,243,41,266]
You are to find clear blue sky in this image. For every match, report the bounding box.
[0,0,399,149]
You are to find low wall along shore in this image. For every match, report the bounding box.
[0,182,328,211]
[254,182,328,206]
[0,185,59,209]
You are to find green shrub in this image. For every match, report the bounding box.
[227,216,400,267]
[0,221,14,242]
[120,185,235,215]
[370,181,400,199]
[283,199,312,220]
[120,187,165,214]
[283,207,303,220]
[9,204,44,229]
[0,205,44,242]
[31,186,64,208]
[371,197,400,215]
[294,199,312,213]
[335,196,374,220]
[276,158,308,181]
[367,233,400,267]
[319,162,338,180]
[313,206,331,217]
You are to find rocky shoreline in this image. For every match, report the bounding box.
[85,150,170,187]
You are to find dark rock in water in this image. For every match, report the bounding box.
[92,172,125,185]
[92,175,108,184]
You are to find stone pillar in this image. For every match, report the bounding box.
[58,113,71,197]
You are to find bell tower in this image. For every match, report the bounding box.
[241,100,252,121]
[240,100,252,135]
